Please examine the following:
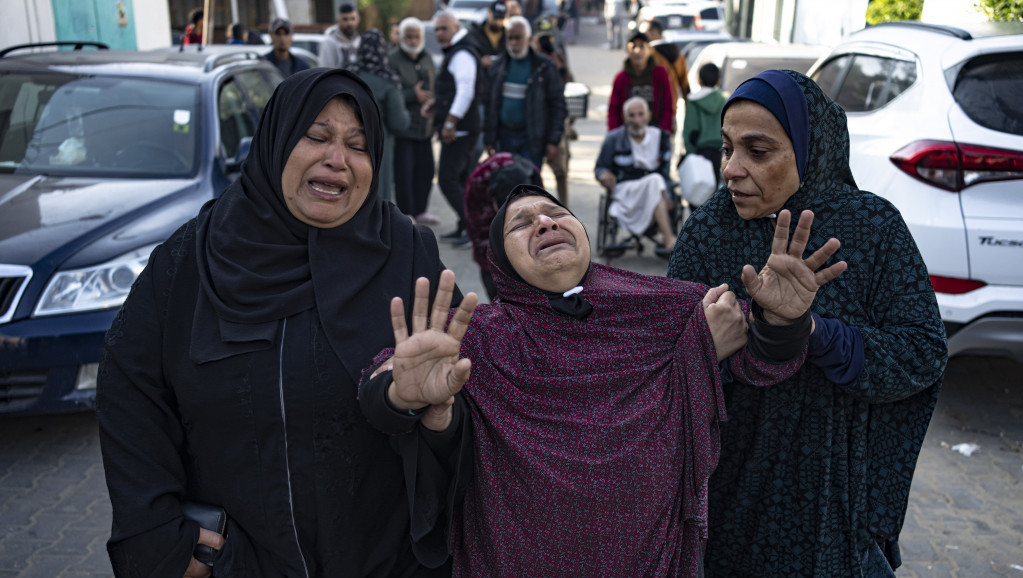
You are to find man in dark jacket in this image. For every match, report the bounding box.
[389,17,439,224]
[263,18,310,77]
[468,0,510,165]
[483,16,566,170]
[468,0,509,69]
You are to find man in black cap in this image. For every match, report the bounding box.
[469,0,510,67]
[264,18,310,77]
[467,0,510,163]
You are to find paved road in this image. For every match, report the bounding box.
[2,17,1023,578]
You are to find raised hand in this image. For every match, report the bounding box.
[741,210,847,325]
[388,270,478,422]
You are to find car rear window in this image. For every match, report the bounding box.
[953,52,1023,137]
[835,55,916,113]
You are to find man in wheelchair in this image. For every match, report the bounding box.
[595,96,676,259]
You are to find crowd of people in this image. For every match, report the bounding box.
[98,6,949,578]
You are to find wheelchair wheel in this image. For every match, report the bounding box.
[596,191,627,262]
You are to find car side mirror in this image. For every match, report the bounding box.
[224,137,252,173]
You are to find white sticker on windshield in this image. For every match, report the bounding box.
[174,110,191,125]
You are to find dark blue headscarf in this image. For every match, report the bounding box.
[723,69,810,181]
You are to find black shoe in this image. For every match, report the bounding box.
[449,233,471,247]
[654,246,672,260]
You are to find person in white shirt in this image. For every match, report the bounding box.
[426,12,481,246]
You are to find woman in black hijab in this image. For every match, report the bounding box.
[98,69,462,577]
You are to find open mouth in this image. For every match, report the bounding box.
[536,237,571,254]
[309,181,346,196]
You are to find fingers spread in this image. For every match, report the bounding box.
[430,270,456,329]
[740,264,760,296]
[804,237,840,271]
[447,292,479,343]
[815,260,848,286]
[391,297,409,344]
[447,358,472,395]
[789,210,814,257]
[771,209,792,256]
[412,277,431,334]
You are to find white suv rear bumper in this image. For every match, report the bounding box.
[937,286,1023,362]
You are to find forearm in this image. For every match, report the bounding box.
[728,302,811,386]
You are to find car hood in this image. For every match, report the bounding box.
[0,173,199,266]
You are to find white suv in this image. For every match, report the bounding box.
[808,21,1023,362]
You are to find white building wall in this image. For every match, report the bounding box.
[2,0,172,51]
[134,0,173,49]
[793,0,868,46]
[748,0,868,47]
[4,0,57,48]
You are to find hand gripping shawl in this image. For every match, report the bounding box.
[450,187,805,576]
[668,70,948,576]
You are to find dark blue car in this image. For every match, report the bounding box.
[0,43,284,414]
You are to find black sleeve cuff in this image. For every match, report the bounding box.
[359,368,424,435]
[746,302,813,363]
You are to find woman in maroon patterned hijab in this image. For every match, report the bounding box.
[363,186,846,576]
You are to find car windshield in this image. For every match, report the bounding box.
[0,73,199,178]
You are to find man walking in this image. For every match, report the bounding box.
[264,18,310,77]
[483,16,566,177]
[429,11,482,246]
[321,4,361,69]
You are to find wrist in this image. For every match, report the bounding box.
[443,121,455,130]
[385,380,428,416]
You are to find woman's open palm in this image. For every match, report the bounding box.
[389,270,478,409]
[741,210,848,322]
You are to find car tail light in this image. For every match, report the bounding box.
[930,275,986,294]
[891,140,1023,192]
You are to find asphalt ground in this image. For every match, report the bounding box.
[2,17,1022,578]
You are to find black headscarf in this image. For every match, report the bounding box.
[488,185,593,320]
[192,68,430,378]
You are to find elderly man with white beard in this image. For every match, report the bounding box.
[595,95,677,258]
[482,16,567,170]
[389,17,440,224]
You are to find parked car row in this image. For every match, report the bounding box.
[0,43,285,414]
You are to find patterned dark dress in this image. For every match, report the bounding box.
[449,256,805,577]
[667,71,948,576]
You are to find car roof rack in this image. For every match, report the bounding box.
[0,41,110,58]
[204,50,264,72]
[862,21,972,40]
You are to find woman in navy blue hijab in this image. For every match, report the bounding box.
[669,70,948,576]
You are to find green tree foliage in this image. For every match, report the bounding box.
[359,0,410,30]
[976,0,1023,20]
[865,0,924,24]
